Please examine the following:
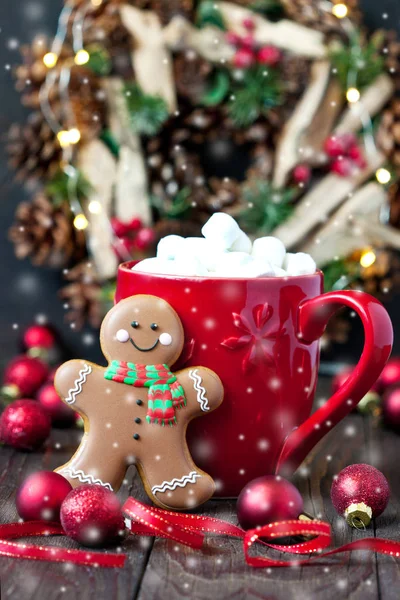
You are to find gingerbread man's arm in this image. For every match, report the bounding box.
[177,367,223,419]
[54,359,97,417]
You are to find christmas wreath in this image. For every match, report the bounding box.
[7,0,400,327]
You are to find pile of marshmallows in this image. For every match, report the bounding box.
[132,213,316,278]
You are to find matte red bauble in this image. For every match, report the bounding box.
[379,358,400,391]
[3,355,48,398]
[60,485,126,548]
[331,464,390,527]
[237,475,304,530]
[383,387,400,429]
[23,325,55,350]
[0,400,51,450]
[16,471,72,522]
[37,383,75,427]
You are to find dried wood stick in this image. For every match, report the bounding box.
[335,74,394,135]
[272,150,385,249]
[119,5,177,112]
[217,2,326,57]
[77,139,118,280]
[273,61,331,187]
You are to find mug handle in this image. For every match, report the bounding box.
[276,290,393,475]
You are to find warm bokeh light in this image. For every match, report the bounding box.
[73,214,89,231]
[74,49,90,66]
[376,167,391,185]
[43,52,57,68]
[332,3,348,19]
[68,128,81,144]
[346,87,360,103]
[57,130,72,148]
[360,250,376,268]
[91,0,103,5]
[88,200,102,214]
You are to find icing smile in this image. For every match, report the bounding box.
[129,337,159,352]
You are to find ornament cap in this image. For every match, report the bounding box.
[357,391,382,416]
[344,502,372,528]
[27,346,49,361]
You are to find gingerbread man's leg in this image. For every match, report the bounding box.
[56,432,127,492]
[137,439,215,510]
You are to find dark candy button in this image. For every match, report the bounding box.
[136,399,143,406]
[133,433,140,440]
[135,418,141,424]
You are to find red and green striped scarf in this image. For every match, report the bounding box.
[104,361,186,426]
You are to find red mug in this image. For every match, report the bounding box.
[116,263,393,497]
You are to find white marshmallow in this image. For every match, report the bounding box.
[132,258,175,275]
[271,266,287,277]
[252,237,286,268]
[284,252,316,276]
[167,255,209,277]
[214,252,253,276]
[201,213,241,250]
[183,237,227,272]
[242,258,275,278]
[157,235,185,260]
[230,230,252,254]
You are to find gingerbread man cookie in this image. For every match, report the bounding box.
[54,295,223,510]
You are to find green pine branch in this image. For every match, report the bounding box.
[238,180,296,234]
[85,44,112,76]
[330,31,385,91]
[124,83,169,137]
[229,66,283,127]
[196,1,226,30]
[250,0,284,20]
[322,258,360,291]
[45,169,92,207]
[151,188,193,220]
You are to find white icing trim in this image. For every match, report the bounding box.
[65,364,92,405]
[151,471,200,495]
[189,369,210,412]
[61,467,113,491]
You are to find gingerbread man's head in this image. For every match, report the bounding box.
[100,295,184,365]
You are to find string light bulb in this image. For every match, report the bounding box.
[43,52,58,68]
[68,128,81,144]
[57,128,81,147]
[346,87,360,103]
[360,250,376,269]
[73,214,89,231]
[88,200,102,214]
[332,3,348,19]
[91,0,103,5]
[376,167,391,185]
[74,49,90,66]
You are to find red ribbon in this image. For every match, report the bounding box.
[2,498,400,569]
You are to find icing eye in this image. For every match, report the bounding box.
[131,321,139,329]
[150,323,158,331]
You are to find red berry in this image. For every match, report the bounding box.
[134,227,156,251]
[128,217,143,232]
[331,157,355,177]
[111,217,129,238]
[324,135,347,158]
[226,32,242,46]
[233,47,255,68]
[23,325,55,350]
[293,164,311,185]
[257,45,281,66]
[243,17,256,31]
[241,34,255,49]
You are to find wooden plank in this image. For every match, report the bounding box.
[136,379,381,599]
[0,428,152,600]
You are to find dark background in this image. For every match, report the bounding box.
[0,0,400,371]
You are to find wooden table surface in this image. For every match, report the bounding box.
[0,377,399,600]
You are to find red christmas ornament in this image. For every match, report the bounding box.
[237,475,304,530]
[233,47,255,68]
[257,45,281,66]
[3,355,48,399]
[37,383,75,427]
[133,227,156,251]
[0,399,51,451]
[331,464,390,528]
[379,357,400,391]
[23,325,55,351]
[60,485,126,548]
[383,387,400,429]
[16,471,72,522]
[292,164,311,185]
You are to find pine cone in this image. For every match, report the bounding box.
[8,192,87,268]
[174,51,213,103]
[281,0,362,35]
[377,98,400,174]
[153,218,201,243]
[150,0,194,25]
[59,262,104,329]
[388,181,400,228]
[65,66,107,140]
[7,112,62,184]
[14,35,72,109]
